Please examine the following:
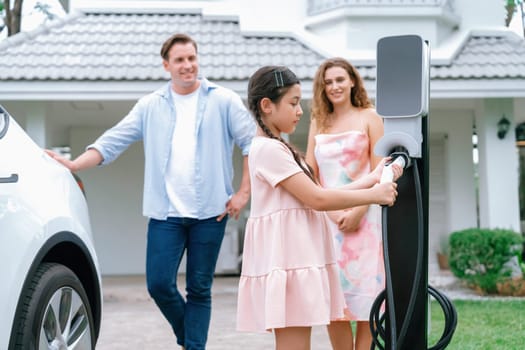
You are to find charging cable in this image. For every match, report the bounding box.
[370,154,457,350]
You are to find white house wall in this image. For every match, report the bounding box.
[24,103,47,148]
[428,135,448,272]
[454,0,506,28]
[476,99,521,231]
[70,126,148,275]
[430,108,478,232]
[352,18,439,51]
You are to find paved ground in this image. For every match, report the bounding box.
[96,275,317,349]
[94,271,514,349]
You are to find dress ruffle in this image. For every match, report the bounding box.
[236,264,346,332]
[236,208,347,332]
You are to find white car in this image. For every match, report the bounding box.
[0,105,102,349]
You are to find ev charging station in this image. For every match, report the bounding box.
[371,35,457,350]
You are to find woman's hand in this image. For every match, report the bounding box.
[333,207,367,233]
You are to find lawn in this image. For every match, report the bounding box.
[428,299,525,350]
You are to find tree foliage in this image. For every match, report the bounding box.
[506,0,524,28]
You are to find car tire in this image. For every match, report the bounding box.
[12,262,95,349]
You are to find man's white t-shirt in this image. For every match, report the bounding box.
[165,88,199,218]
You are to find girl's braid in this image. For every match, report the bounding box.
[253,109,317,183]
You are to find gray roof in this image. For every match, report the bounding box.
[433,35,525,79]
[1,10,525,82]
[0,11,325,81]
[354,35,525,81]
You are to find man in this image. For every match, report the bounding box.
[46,33,255,350]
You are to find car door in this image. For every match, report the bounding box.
[0,107,55,347]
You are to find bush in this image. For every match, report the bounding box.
[448,228,523,294]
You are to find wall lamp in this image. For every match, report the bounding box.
[497,115,511,139]
[516,122,525,147]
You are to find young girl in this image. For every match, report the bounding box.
[236,66,399,350]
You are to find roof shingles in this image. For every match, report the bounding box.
[432,36,525,80]
[1,11,525,82]
[0,12,325,81]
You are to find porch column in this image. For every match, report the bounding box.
[475,98,520,231]
[24,103,47,148]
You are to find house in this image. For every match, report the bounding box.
[1,0,523,275]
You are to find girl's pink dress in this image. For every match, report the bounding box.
[236,137,346,332]
[314,130,384,320]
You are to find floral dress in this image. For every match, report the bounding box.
[314,130,384,320]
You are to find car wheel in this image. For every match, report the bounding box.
[13,262,95,349]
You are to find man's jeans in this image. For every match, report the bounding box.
[146,216,227,350]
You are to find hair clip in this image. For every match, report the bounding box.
[274,70,284,88]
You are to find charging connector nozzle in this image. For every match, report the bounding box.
[380,152,411,183]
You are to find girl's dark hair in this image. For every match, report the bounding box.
[247,66,316,182]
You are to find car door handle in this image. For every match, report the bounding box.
[0,174,19,183]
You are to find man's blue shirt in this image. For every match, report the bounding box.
[88,78,256,220]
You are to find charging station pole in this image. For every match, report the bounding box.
[374,35,430,350]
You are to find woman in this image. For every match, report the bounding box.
[306,58,385,350]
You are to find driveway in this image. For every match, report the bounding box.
[96,275,331,349]
[96,271,480,349]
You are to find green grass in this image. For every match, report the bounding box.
[428,299,525,349]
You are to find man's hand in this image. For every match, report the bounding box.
[44,149,77,172]
[44,148,103,173]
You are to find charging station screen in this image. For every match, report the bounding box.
[376,35,424,118]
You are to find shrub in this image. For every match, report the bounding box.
[448,228,523,294]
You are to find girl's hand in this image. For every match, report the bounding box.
[371,157,404,183]
[370,157,389,183]
[391,162,403,182]
[372,182,398,206]
[217,190,250,221]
